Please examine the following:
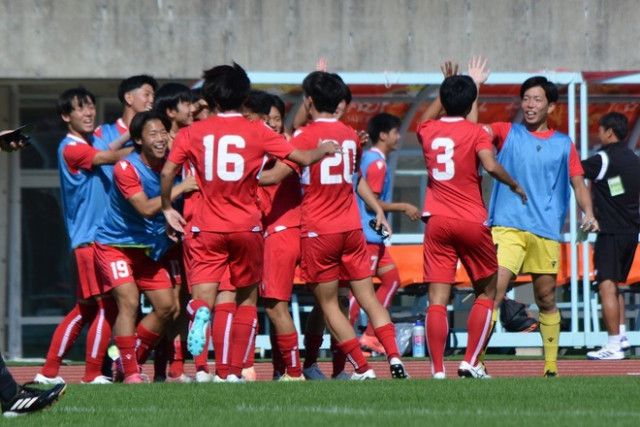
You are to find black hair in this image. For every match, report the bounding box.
[117,74,158,104]
[270,94,285,119]
[154,83,193,117]
[190,87,205,101]
[439,75,477,117]
[367,113,401,144]
[600,112,629,141]
[129,110,171,152]
[302,71,344,114]
[202,62,251,112]
[57,87,96,116]
[244,90,273,116]
[519,76,559,103]
[330,73,352,105]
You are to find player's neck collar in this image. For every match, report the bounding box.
[314,118,338,123]
[116,118,129,133]
[66,133,88,144]
[440,117,464,122]
[370,146,386,160]
[218,112,242,118]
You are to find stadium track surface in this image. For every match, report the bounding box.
[7,359,640,383]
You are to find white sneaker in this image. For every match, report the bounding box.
[226,374,245,383]
[194,371,213,383]
[167,374,193,384]
[213,375,226,383]
[303,363,327,380]
[350,369,376,380]
[241,367,257,382]
[587,344,625,360]
[620,335,631,350]
[33,373,65,385]
[457,361,491,379]
[433,372,446,380]
[82,375,112,385]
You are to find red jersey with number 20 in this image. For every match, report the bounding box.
[168,113,295,233]
[417,117,494,224]
[291,119,362,236]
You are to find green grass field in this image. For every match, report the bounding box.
[8,377,639,426]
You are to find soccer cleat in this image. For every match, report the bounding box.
[433,372,446,380]
[543,370,557,378]
[620,336,631,351]
[194,371,213,383]
[350,369,376,380]
[389,363,409,379]
[331,371,351,380]
[457,361,491,379]
[32,373,65,385]
[225,374,245,383]
[188,306,211,357]
[359,334,385,355]
[303,363,327,380]
[81,375,113,385]
[278,373,305,382]
[2,383,66,417]
[123,373,150,384]
[213,375,226,383]
[586,344,625,360]
[166,374,193,384]
[242,367,257,382]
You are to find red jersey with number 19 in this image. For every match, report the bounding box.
[417,117,493,224]
[168,113,294,232]
[291,119,362,236]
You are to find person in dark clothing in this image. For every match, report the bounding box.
[582,112,640,360]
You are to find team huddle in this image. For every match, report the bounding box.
[33,56,638,385]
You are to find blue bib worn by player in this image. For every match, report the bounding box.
[57,134,112,249]
[94,119,132,179]
[357,148,392,244]
[95,152,172,261]
[489,123,572,241]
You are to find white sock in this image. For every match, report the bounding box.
[389,357,402,365]
[607,335,621,347]
[619,324,626,336]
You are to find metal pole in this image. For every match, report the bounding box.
[567,81,580,337]
[580,81,592,340]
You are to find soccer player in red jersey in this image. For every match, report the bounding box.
[263,71,408,380]
[418,73,526,379]
[160,63,339,382]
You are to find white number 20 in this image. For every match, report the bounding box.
[203,135,245,182]
[320,139,357,184]
[431,137,455,181]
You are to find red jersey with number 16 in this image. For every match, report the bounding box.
[291,119,362,236]
[168,113,295,233]
[417,117,494,224]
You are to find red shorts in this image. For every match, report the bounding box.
[366,243,395,272]
[73,245,106,299]
[183,231,263,288]
[423,216,497,283]
[261,227,301,301]
[94,243,175,292]
[300,229,371,283]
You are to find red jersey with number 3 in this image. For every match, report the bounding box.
[417,117,493,224]
[168,113,295,232]
[291,119,362,236]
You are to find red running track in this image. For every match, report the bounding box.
[10,359,640,383]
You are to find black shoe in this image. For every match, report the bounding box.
[390,363,409,379]
[543,370,557,378]
[2,383,66,417]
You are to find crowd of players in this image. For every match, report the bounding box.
[2,54,637,410]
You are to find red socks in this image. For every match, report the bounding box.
[349,267,401,333]
[270,330,286,377]
[135,323,160,365]
[330,337,347,377]
[229,305,258,376]
[187,299,209,319]
[243,320,258,369]
[212,302,236,378]
[426,304,448,375]
[303,333,324,369]
[168,339,186,378]
[115,335,138,378]
[464,298,494,366]
[337,338,370,374]
[276,333,302,377]
[42,303,95,377]
[83,298,116,382]
[374,322,400,360]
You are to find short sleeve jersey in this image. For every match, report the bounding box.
[417,117,494,224]
[291,118,362,235]
[167,113,295,232]
[257,157,302,234]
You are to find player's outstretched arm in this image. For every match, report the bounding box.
[377,199,421,221]
[570,175,600,232]
[128,174,198,218]
[287,140,340,166]
[92,146,134,166]
[477,149,527,204]
[160,160,188,240]
[417,61,459,125]
[107,131,131,150]
[259,161,295,186]
[466,55,490,123]
[357,177,392,237]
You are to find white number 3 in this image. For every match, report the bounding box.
[431,137,455,181]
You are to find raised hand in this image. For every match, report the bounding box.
[440,61,459,78]
[468,55,490,85]
[315,57,328,72]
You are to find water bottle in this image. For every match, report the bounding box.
[412,320,426,357]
